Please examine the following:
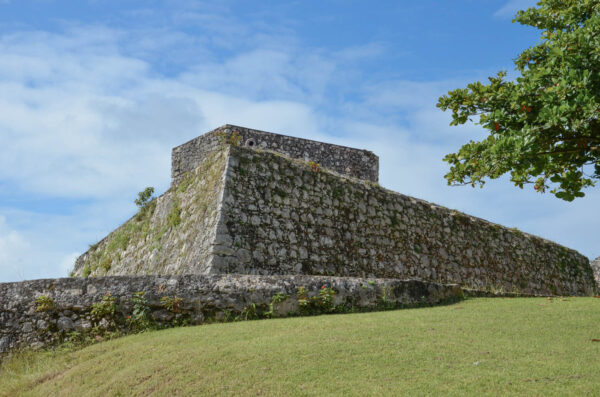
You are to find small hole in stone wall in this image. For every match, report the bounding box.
[245,138,256,147]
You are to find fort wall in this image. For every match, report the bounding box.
[212,146,596,296]
[72,149,229,277]
[2,125,598,355]
[171,125,379,185]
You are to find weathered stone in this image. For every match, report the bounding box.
[191,313,204,325]
[75,320,92,331]
[22,322,33,333]
[98,318,110,330]
[57,317,74,331]
[152,310,175,322]
[0,336,11,353]
[36,319,49,330]
[0,274,462,354]
[170,125,378,186]
[591,257,600,287]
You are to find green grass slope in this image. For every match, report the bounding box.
[2,298,599,396]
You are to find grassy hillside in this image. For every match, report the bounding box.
[2,298,599,396]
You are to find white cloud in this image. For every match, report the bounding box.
[59,252,81,277]
[0,216,30,281]
[494,0,538,18]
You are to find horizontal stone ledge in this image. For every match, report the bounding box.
[0,274,463,311]
[0,274,464,354]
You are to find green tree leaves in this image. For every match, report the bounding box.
[438,0,600,200]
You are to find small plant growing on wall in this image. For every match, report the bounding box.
[127,291,151,331]
[307,161,320,173]
[216,130,242,146]
[135,187,155,209]
[91,292,117,320]
[297,286,336,314]
[161,296,183,313]
[35,295,55,312]
[101,257,112,273]
[167,200,182,228]
[266,292,289,317]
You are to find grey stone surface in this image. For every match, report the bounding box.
[212,146,596,296]
[57,317,74,331]
[171,125,379,185]
[0,274,461,353]
[591,257,600,287]
[72,148,230,277]
[0,336,11,353]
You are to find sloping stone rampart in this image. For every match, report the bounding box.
[213,146,596,296]
[0,275,462,353]
[72,149,229,277]
[171,125,379,185]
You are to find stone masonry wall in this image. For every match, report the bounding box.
[72,149,230,277]
[0,275,462,353]
[592,257,600,287]
[171,125,379,186]
[213,146,596,296]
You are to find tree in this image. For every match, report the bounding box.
[437,0,600,201]
[134,187,155,209]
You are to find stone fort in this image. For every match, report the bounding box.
[71,124,596,295]
[1,125,598,353]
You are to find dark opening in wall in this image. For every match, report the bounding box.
[245,138,257,148]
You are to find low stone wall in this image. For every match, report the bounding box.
[0,275,462,354]
[171,125,379,185]
[214,146,597,296]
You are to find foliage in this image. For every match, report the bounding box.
[161,296,183,313]
[90,292,116,320]
[134,187,155,209]
[240,303,259,320]
[167,200,182,228]
[35,295,55,312]
[437,0,600,201]
[297,285,336,314]
[378,286,395,310]
[100,258,112,273]
[127,291,152,331]
[82,265,91,278]
[307,161,321,173]
[266,292,289,317]
[216,130,242,146]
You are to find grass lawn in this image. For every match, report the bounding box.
[1,297,599,396]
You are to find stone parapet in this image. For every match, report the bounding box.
[0,275,462,354]
[171,125,379,185]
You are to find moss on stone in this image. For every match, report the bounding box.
[73,148,229,277]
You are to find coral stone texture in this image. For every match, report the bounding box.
[171,125,379,186]
[592,257,600,287]
[72,126,596,296]
[0,275,462,353]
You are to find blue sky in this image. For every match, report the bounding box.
[0,0,597,282]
